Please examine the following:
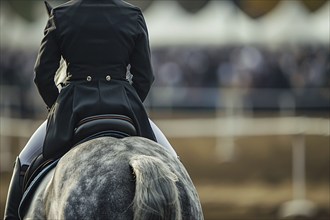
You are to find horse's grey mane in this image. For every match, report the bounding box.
[130,154,181,220]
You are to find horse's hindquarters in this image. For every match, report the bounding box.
[23,137,204,220]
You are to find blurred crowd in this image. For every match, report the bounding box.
[1,44,329,118]
[150,44,329,111]
[0,48,40,118]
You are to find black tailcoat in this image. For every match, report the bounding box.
[34,0,156,158]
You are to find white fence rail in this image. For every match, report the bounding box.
[1,116,329,139]
[155,117,330,137]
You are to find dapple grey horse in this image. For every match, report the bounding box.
[22,137,204,220]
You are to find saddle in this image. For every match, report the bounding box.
[73,114,136,145]
[20,114,137,209]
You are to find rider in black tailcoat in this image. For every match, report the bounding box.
[34,0,156,159]
[4,1,165,218]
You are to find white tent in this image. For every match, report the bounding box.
[0,0,329,50]
[144,0,329,47]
